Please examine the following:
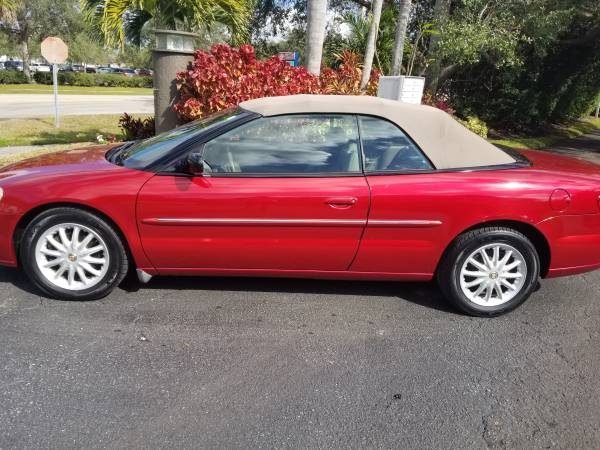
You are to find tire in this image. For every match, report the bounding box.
[20,207,129,300]
[437,227,540,317]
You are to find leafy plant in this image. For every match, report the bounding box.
[174,44,322,122]
[82,0,252,48]
[173,44,380,122]
[33,72,152,88]
[320,50,379,96]
[456,116,488,138]
[0,70,28,84]
[118,113,155,140]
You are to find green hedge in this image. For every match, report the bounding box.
[0,71,28,84]
[33,71,152,88]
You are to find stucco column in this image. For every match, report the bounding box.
[152,50,194,134]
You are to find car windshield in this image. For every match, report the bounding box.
[110,108,244,170]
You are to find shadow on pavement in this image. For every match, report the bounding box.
[0,266,455,314]
[120,272,456,313]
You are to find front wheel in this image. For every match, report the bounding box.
[437,227,540,317]
[20,207,129,300]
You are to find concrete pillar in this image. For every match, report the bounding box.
[152,49,194,134]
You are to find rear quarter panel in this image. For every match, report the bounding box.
[351,155,600,277]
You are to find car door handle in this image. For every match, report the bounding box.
[325,197,358,208]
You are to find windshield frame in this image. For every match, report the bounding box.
[107,108,258,172]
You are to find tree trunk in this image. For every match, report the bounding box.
[360,0,384,90]
[19,31,30,82]
[425,0,451,92]
[391,0,412,76]
[305,0,328,75]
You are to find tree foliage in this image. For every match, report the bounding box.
[82,0,252,48]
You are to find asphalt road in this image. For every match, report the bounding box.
[1,267,599,449]
[0,94,153,119]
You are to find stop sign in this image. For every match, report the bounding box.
[41,37,68,64]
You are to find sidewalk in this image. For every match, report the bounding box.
[0,94,153,119]
[545,128,600,165]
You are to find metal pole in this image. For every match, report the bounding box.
[53,63,60,128]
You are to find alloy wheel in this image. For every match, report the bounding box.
[34,223,110,291]
[459,243,527,307]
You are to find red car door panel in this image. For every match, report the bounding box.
[136,175,370,271]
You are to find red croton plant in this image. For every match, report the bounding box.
[173,44,380,122]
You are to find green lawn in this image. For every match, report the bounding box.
[0,115,126,147]
[0,84,152,95]
[489,117,600,150]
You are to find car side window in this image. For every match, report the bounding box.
[202,114,361,175]
[358,116,433,172]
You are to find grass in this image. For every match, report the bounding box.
[0,84,152,95]
[0,114,126,147]
[489,117,600,150]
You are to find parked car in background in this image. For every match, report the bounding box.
[113,68,136,77]
[0,62,5,70]
[59,64,85,72]
[85,66,97,73]
[30,63,51,73]
[1,95,600,317]
[96,66,112,74]
[136,68,153,77]
[4,60,23,71]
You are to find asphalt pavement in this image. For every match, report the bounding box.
[1,267,599,449]
[0,94,153,119]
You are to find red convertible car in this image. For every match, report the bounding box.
[1,95,599,316]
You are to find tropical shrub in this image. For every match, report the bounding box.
[174,44,321,122]
[422,92,455,115]
[174,44,379,122]
[320,50,379,96]
[33,72,152,88]
[118,113,155,140]
[0,71,28,84]
[456,116,489,138]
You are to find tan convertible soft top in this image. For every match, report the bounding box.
[240,95,515,169]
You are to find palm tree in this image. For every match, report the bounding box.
[359,0,383,91]
[82,0,252,48]
[305,0,328,75]
[426,0,451,92]
[391,0,411,76]
[0,0,16,15]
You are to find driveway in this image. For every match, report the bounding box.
[0,94,153,119]
[1,268,599,449]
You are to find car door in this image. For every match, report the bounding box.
[136,114,370,272]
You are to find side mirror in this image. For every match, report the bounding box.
[186,152,205,176]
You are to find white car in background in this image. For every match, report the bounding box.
[30,63,51,73]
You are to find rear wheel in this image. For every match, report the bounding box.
[20,207,128,300]
[437,227,540,316]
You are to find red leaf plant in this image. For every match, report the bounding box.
[173,44,380,122]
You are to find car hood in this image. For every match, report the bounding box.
[0,144,124,180]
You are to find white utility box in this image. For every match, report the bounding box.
[377,75,426,104]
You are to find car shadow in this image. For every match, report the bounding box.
[0,267,455,314]
[119,274,456,314]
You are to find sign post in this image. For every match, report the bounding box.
[52,63,59,127]
[41,37,68,128]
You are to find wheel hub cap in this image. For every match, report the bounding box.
[459,243,527,307]
[34,223,110,291]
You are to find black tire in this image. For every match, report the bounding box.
[19,207,129,300]
[437,227,540,317]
